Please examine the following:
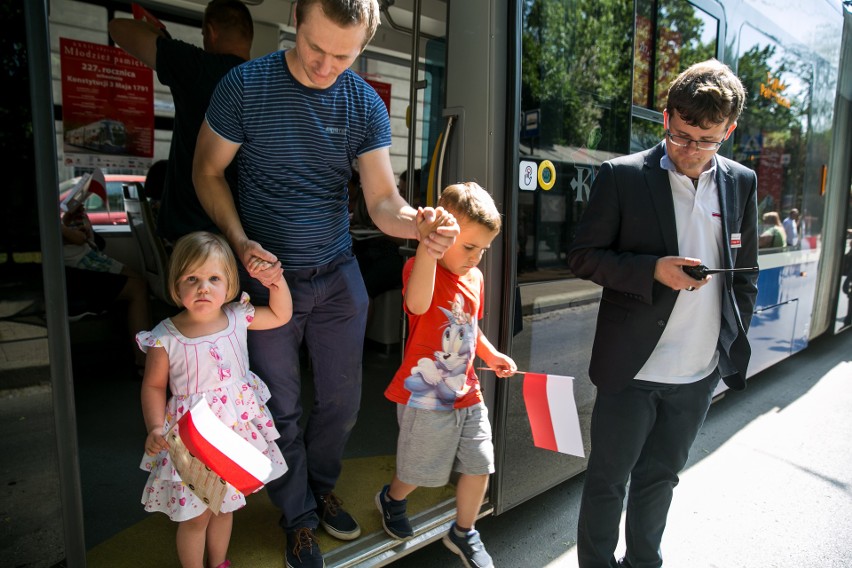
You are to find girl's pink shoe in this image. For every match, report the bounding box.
[213,561,231,568]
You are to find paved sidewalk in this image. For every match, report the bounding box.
[399,329,852,568]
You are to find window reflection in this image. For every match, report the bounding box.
[734,25,815,253]
[633,0,718,112]
[518,0,633,283]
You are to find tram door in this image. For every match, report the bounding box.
[436,0,617,514]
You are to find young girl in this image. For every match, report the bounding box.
[137,231,292,568]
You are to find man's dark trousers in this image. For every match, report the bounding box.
[577,371,720,568]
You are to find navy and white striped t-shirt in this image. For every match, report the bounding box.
[206,50,392,269]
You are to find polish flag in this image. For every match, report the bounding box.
[132,2,168,32]
[87,167,107,203]
[176,399,279,495]
[522,373,585,457]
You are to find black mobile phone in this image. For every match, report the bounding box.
[682,264,759,280]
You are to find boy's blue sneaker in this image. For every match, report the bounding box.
[285,527,325,568]
[316,492,361,540]
[442,523,494,568]
[375,485,414,539]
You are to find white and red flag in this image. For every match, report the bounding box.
[87,167,107,203]
[522,373,585,457]
[174,399,281,495]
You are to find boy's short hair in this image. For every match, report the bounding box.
[666,59,746,128]
[168,231,240,305]
[438,182,502,233]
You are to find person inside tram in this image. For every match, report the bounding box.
[349,169,405,325]
[144,159,168,227]
[759,211,787,249]
[191,1,459,566]
[567,59,758,568]
[782,207,799,248]
[108,0,253,243]
[61,202,150,373]
[398,168,423,208]
[377,182,517,568]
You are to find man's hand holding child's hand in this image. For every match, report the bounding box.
[416,207,458,259]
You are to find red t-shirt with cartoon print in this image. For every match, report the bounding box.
[384,258,485,410]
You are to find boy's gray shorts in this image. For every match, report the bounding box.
[395,402,495,487]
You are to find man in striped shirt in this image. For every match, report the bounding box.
[193,2,457,567]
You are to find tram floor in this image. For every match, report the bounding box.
[74,336,456,566]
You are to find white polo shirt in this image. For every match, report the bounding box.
[634,145,723,384]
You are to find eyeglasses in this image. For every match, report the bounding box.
[665,130,725,151]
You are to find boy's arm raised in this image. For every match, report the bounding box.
[405,209,450,314]
[405,242,438,315]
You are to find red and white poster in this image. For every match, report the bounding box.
[363,76,392,116]
[60,37,154,169]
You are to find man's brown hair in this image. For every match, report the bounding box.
[666,59,746,128]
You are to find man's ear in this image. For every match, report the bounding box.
[204,22,218,45]
[663,109,669,129]
[724,122,737,140]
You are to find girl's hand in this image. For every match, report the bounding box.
[251,258,284,288]
[145,427,169,456]
[238,240,281,286]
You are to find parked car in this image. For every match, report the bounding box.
[58,174,146,225]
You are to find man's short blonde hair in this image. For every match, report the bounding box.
[295,0,381,47]
[168,232,240,305]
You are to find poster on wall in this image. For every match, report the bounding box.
[362,76,392,116]
[60,37,154,170]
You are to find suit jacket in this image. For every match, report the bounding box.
[567,142,758,394]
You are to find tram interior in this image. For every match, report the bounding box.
[1,0,467,565]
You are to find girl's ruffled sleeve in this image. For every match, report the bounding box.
[238,292,256,324]
[135,330,162,354]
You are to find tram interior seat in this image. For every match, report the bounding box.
[365,287,403,351]
[123,185,173,306]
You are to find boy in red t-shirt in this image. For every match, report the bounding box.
[376,182,517,568]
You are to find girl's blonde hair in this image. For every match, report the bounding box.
[438,182,502,232]
[168,232,240,305]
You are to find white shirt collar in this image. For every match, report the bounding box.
[660,140,718,179]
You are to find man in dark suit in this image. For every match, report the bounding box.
[567,59,758,568]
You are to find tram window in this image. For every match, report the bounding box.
[517,0,633,283]
[633,0,719,112]
[630,116,665,154]
[733,26,814,253]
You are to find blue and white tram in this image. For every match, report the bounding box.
[11,0,852,566]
